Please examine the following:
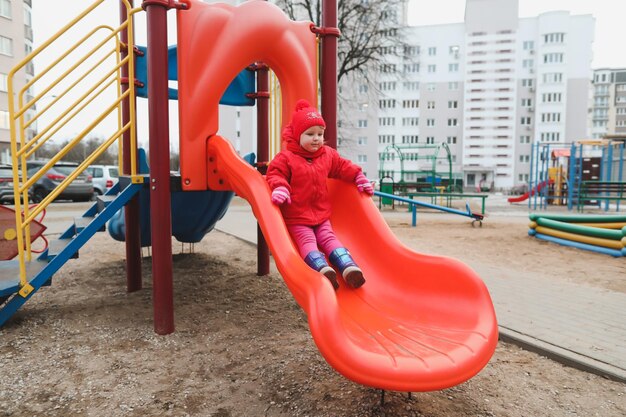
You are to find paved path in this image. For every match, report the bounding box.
[216,199,626,382]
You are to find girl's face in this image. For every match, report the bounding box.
[299,125,325,153]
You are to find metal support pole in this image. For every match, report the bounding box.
[256,64,270,276]
[120,0,142,293]
[143,1,174,335]
[321,0,338,149]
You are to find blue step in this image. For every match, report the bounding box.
[0,260,48,298]
[0,181,144,327]
[46,238,76,261]
[96,194,117,213]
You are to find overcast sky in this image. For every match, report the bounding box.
[407,0,626,68]
[29,0,626,147]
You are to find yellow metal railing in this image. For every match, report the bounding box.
[6,0,143,297]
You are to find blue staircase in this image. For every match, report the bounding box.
[0,179,144,327]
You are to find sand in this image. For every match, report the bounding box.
[0,201,624,416]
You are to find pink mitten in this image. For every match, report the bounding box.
[354,172,374,196]
[271,186,291,205]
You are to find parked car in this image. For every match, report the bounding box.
[87,165,119,195]
[0,164,15,204]
[27,161,94,203]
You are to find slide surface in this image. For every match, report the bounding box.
[208,136,498,392]
[508,180,553,203]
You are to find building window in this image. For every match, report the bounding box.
[427,101,435,109]
[428,47,437,56]
[428,64,436,73]
[543,72,563,84]
[0,35,13,56]
[521,98,532,107]
[402,135,418,144]
[447,136,457,144]
[426,136,435,144]
[447,118,458,126]
[520,117,531,125]
[379,99,396,109]
[448,100,458,109]
[357,155,367,163]
[402,99,419,108]
[426,119,435,127]
[522,59,534,68]
[520,135,531,143]
[404,63,420,73]
[543,53,564,64]
[542,93,562,103]
[378,117,395,127]
[379,81,397,91]
[0,0,11,19]
[523,40,534,50]
[357,136,367,145]
[427,83,436,91]
[358,119,368,128]
[448,63,459,72]
[448,82,459,90]
[540,113,561,123]
[359,84,368,93]
[404,45,420,56]
[403,81,419,91]
[0,72,7,92]
[543,33,565,44]
[402,117,419,126]
[0,110,10,129]
[522,79,534,87]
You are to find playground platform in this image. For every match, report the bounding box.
[216,197,626,382]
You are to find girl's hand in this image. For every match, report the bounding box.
[355,172,374,195]
[271,186,291,205]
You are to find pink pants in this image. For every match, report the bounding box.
[287,220,343,258]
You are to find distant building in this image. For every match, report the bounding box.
[340,0,595,191]
[590,68,626,139]
[0,0,35,163]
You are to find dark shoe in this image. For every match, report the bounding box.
[329,248,366,289]
[304,251,339,290]
[343,266,365,289]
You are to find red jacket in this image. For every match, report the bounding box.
[266,134,362,226]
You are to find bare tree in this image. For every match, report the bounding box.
[37,136,118,165]
[275,0,410,84]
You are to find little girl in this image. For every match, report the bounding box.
[266,99,373,290]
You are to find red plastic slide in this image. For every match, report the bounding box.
[207,136,498,392]
[507,180,552,203]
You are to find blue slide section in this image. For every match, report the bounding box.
[108,149,255,245]
[135,45,256,106]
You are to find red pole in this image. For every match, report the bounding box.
[321,0,338,150]
[256,64,270,276]
[143,1,174,334]
[119,1,143,293]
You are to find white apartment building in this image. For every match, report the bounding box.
[590,68,626,138]
[341,0,594,191]
[0,0,34,163]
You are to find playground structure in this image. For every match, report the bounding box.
[515,140,626,211]
[1,0,498,392]
[378,142,490,215]
[378,142,463,195]
[528,213,626,257]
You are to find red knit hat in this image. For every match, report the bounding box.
[290,99,326,140]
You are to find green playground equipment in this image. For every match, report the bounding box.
[378,142,463,195]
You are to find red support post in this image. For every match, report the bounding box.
[143,1,174,334]
[119,1,143,294]
[255,64,270,276]
[321,0,339,150]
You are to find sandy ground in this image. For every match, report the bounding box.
[1,203,625,416]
